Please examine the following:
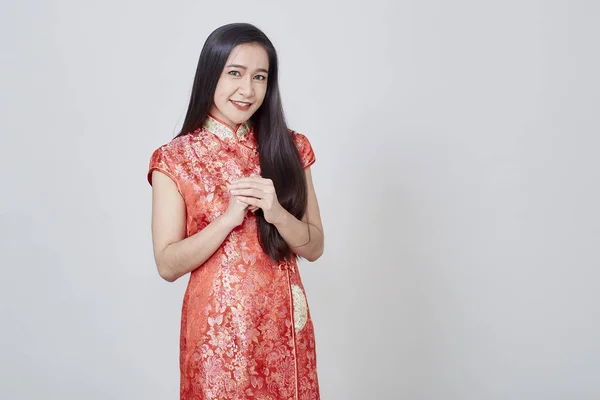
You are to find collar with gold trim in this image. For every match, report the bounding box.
[203,114,252,142]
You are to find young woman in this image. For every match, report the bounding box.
[147,23,324,399]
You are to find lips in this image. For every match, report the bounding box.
[230,100,252,111]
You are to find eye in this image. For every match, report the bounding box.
[228,70,241,77]
[254,75,267,81]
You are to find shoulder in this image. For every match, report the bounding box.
[156,133,194,153]
[288,129,316,168]
[288,128,312,149]
[150,133,198,163]
[288,128,307,139]
[148,133,197,185]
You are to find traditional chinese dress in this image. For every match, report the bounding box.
[147,115,320,400]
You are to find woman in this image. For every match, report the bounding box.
[147,23,324,399]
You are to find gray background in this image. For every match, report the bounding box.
[1,0,599,399]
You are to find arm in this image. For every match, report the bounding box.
[273,167,324,261]
[150,170,239,282]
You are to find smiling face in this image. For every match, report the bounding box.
[209,43,270,128]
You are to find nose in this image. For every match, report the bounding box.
[237,75,255,98]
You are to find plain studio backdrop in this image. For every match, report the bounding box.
[1,0,599,399]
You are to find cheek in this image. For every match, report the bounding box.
[214,80,236,101]
[254,86,268,106]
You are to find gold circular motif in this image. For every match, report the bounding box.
[291,284,308,333]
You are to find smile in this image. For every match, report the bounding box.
[230,100,252,110]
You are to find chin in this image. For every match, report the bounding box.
[232,115,249,124]
[228,110,255,124]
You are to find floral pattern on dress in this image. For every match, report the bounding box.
[148,115,319,400]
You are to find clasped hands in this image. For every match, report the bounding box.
[228,175,286,225]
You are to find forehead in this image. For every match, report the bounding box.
[226,43,269,70]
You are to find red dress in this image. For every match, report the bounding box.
[148,115,320,400]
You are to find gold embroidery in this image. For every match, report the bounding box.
[203,114,252,141]
[291,284,308,333]
[148,119,320,399]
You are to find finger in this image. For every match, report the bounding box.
[230,182,274,194]
[232,196,250,208]
[235,175,264,182]
[231,177,261,184]
[236,196,261,207]
[230,188,264,198]
[229,181,264,190]
[229,182,254,191]
[230,177,272,188]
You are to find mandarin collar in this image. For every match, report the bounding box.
[203,114,252,142]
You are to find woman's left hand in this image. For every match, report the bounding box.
[228,176,286,225]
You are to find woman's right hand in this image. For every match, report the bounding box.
[223,194,250,228]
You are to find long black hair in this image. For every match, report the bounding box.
[176,23,308,262]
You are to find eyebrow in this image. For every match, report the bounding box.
[226,64,269,74]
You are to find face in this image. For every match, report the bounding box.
[210,43,269,128]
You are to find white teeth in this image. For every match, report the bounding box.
[232,101,250,106]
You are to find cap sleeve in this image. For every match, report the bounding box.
[147,146,179,190]
[292,131,316,169]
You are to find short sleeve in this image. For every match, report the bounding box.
[292,131,316,169]
[147,146,179,189]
